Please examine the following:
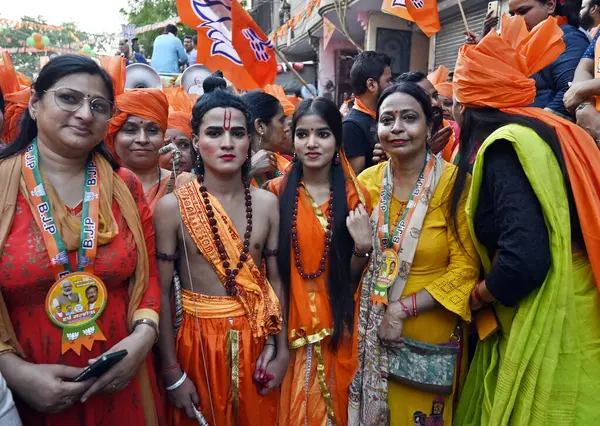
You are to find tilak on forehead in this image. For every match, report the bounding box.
[223,108,232,131]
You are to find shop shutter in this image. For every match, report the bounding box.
[434,2,488,71]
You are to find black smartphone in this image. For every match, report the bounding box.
[70,350,128,382]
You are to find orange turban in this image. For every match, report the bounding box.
[428,65,454,99]
[0,52,31,143]
[164,87,196,139]
[427,66,449,86]
[104,89,170,161]
[264,84,296,116]
[454,15,565,108]
[454,15,600,288]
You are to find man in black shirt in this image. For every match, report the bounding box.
[343,51,392,174]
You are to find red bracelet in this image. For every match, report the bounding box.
[412,293,418,317]
[162,363,181,373]
[398,300,411,317]
[473,281,484,304]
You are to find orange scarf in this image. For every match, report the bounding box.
[454,15,600,286]
[176,180,282,339]
[353,96,376,119]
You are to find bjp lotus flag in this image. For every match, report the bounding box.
[381,0,440,37]
[382,0,413,22]
[176,0,278,90]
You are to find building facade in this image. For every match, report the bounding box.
[258,0,506,105]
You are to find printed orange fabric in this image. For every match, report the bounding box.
[0,167,164,425]
[170,291,279,426]
[176,180,282,339]
[104,89,170,161]
[266,173,370,426]
[454,14,600,286]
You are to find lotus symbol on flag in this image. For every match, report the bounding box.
[242,28,274,62]
[191,0,243,65]
[411,0,425,8]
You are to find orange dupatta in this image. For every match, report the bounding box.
[454,15,600,286]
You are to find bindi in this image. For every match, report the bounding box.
[223,109,232,131]
[393,110,399,117]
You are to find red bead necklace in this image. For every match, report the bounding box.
[291,185,334,279]
[198,175,252,296]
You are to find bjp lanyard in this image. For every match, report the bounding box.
[22,138,100,279]
[377,152,435,252]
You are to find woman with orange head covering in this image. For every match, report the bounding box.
[161,87,196,173]
[451,15,600,425]
[105,88,171,211]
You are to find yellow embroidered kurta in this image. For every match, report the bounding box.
[358,161,479,425]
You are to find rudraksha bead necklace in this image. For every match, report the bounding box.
[198,175,252,296]
[291,186,334,279]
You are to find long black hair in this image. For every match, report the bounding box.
[449,107,583,243]
[276,96,353,350]
[191,88,253,177]
[0,54,117,168]
[241,91,282,148]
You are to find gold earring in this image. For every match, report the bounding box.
[258,133,263,148]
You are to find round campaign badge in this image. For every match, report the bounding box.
[45,272,107,354]
[372,248,400,305]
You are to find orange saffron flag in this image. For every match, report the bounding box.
[381,0,413,22]
[382,0,440,37]
[176,0,277,90]
[406,0,440,37]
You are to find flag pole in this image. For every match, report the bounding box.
[275,48,317,97]
[457,0,470,33]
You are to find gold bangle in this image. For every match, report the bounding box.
[133,318,159,344]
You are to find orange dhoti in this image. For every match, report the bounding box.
[171,290,279,426]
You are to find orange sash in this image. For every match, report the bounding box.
[175,180,282,339]
[352,96,376,120]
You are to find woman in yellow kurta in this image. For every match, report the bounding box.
[348,83,479,426]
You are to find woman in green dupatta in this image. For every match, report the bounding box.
[450,15,600,425]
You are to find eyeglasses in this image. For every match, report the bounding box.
[45,88,116,122]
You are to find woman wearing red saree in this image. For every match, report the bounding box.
[0,54,164,425]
